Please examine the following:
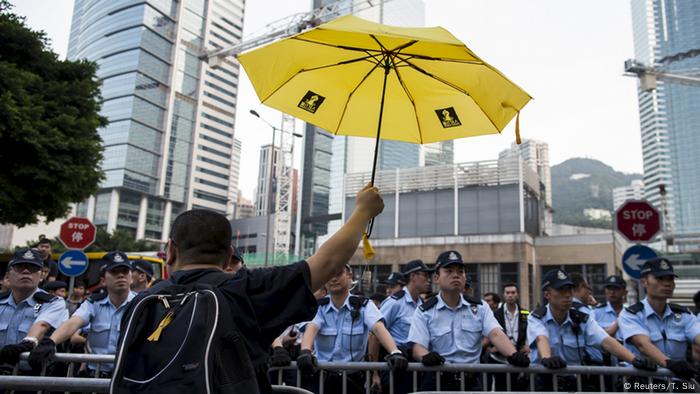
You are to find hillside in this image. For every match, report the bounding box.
[551,158,642,228]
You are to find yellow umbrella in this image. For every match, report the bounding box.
[238,15,531,257]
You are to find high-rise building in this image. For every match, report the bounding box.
[421,141,455,167]
[499,139,552,207]
[630,1,700,243]
[255,144,281,216]
[235,192,255,220]
[613,179,644,210]
[68,0,244,241]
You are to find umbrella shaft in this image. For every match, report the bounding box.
[370,65,391,186]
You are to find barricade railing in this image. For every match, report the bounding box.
[0,353,695,394]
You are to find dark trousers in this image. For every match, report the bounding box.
[420,370,482,391]
[303,370,366,394]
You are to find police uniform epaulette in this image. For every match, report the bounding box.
[318,297,330,306]
[595,303,607,309]
[669,303,690,314]
[625,302,644,314]
[0,291,10,300]
[89,292,109,303]
[391,289,406,300]
[531,306,547,319]
[419,296,439,312]
[33,291,57,303]
[348,295,369,308]
[572,300,586,309]
[462,294,482,305]
[569,308,590,324]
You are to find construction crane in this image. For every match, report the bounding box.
[624,48,700,91]
[203,0,394,67]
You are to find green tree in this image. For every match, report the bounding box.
[0,1,107,227]
[21,228,161,253]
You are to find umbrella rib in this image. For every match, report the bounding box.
[291,37,383,54]
[334,54,387,134]
[297,54,381,74]
[398,53,484,65]
[390,54,424,145]
[395,54,501,133]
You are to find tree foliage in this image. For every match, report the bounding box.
[22,228,161,254]
[0,1,107,226]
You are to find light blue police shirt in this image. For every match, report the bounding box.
[308,295,383,362]
[74,291,136,371]
[527,304,609,365]
[573,297,596,321]
[0,289,68,347]
[593,302,623,341]
[380,288,422,347]
[618,298,700,360]
[407,293,501,364]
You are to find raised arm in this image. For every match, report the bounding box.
[306,184,383,291]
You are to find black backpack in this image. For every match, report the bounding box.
[110,272,259,394]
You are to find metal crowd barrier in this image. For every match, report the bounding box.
[0,353,694,394]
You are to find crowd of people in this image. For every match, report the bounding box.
[0,185,699,393]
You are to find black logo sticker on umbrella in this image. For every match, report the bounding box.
[435,107,462,128]
[298,91,325,113]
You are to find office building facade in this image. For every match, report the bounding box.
[68,0,245,241]
[631,0,700,244]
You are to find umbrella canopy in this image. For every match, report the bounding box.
[238,14,531,146]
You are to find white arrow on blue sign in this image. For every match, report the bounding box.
[58,250,90,277]
[622,244,658,280]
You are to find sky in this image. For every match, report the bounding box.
[12,0,644,201]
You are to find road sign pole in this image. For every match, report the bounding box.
[68,276,75,297]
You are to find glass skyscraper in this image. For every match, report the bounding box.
[630,0,700,244]
[68,0,244,241]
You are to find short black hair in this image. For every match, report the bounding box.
[169,209,232,266]
[484,292,501,304]
[693,290,700,304]
[570,273,588,289]
[502,282,519,292]
[38,238,52,245]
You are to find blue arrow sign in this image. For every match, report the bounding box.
[622,244,658,279]
[58,250,89,277]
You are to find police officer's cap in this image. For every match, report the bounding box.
[131,259,154,278]
[640,258,677,278]
[435,250,465,271]
[541,269,574,290]
[380,272,406,286]
[402,259,434,275]
[603,275,626,289]
[43,280,68,291]
[9,248,44,269]
[101,251,132,273]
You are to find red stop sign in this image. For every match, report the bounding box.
[59,217,96,250]
[615,200,661,242]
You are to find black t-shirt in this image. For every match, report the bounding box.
[120,261,317,393]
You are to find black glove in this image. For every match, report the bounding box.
[386,351,408,374]
[507,351,530,367]
[421,351,445,366]
[541,355,567,369]
[632,356,657,372]
[666,359,698,380]
[0,340,35,365]
[28,337,56,371]
[296,349,317,375]
[269,346,292,367]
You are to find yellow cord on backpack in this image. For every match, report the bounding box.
[362,231,375,260]
[147,311,174,342]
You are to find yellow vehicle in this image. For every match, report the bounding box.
[1,251,165,291]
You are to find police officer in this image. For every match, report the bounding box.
[570,272,596,317]
[373,259,432,393]
[618,258,700,383]
[43,281,68,299]
[130,259,153,293]
[528,269,656,391]
[298,264,408,394]
[29,251,136,377]
[0,248,68,370]
[408,250,529,391]
[222,249,245,274]
[380,272,406,297]
[591,275,627,364]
